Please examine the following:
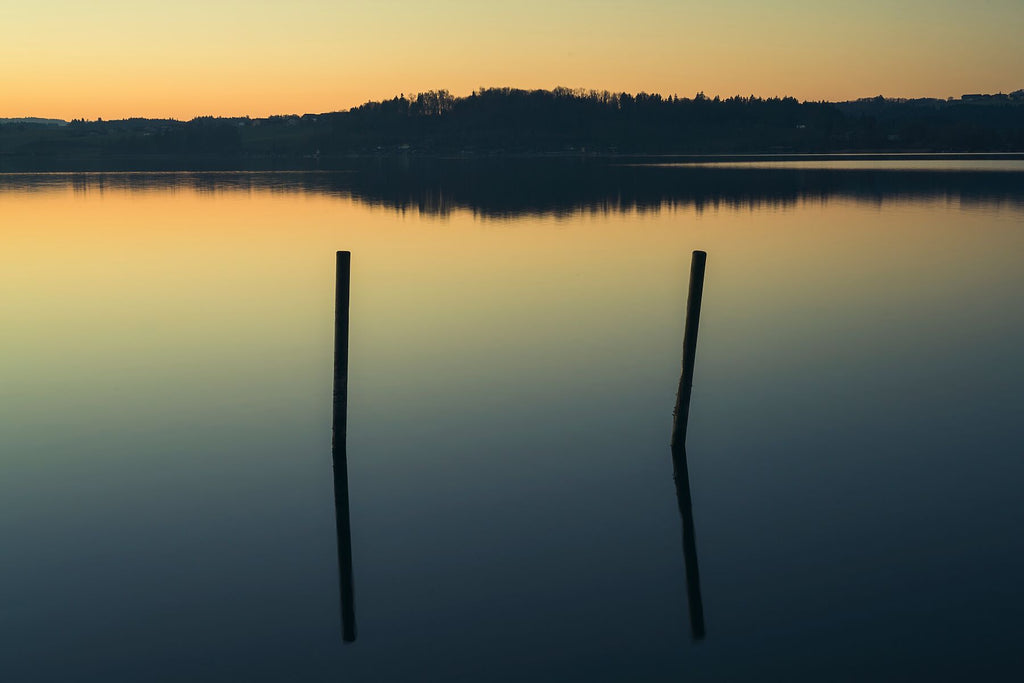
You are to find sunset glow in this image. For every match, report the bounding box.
[2,0,1022,120]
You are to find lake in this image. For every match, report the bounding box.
[2,158,1023,682]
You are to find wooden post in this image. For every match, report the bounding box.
[671,250,707,450]
[334,251,351,446]
[332,251,357,643]
[670,250,707,640]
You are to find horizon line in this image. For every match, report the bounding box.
[4,85,1023,124]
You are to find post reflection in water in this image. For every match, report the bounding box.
[332,250,357,643]
[670,444,706,641]
[670,250,707,641]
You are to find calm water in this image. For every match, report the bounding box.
[2,160,1023,682]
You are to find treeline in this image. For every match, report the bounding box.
[2,87,1023,163]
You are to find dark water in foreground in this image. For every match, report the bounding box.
[2,159,1023,681]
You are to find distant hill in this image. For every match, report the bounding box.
[2,88,1022,168]
[0,117,68,127]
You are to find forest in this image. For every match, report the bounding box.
[2,87,1023,166]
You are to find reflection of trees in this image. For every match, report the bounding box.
[5,161,1021,220]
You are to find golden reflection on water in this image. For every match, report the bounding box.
[2,179,1023,466]
[4,174,1024,683]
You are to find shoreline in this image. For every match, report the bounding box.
[3,150,1024,174]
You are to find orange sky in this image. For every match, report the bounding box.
[2,0,1021,120]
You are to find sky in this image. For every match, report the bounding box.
[1,0,1021,120]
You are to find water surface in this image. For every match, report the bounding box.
[2,160,1023,681]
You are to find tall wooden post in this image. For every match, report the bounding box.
[332,251,357,643]
[671,250,707,450]
[670,250,707,640]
